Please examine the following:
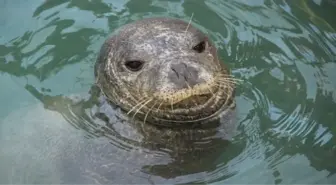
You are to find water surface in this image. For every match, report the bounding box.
[0,0,335,184]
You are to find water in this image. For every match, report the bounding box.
[0,0,335,184]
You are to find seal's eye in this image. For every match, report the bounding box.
[192,41,206,53]
[125,60,144,72]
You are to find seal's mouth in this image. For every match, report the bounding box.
[152,80,217,105]
[135,81,234,126]
[175,94,211,108]
[159,93,213,109]
[123,72,236,127]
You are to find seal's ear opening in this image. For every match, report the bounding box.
[192,41,206,53]
[125,60,144,72]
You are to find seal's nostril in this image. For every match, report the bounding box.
[183,75,188,82]
[169,62,200,88]
[171,67,180,79]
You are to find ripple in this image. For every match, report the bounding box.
[1,0,335,184]
[204,0,262,63]
[269,104,316,139]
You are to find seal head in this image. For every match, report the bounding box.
[95,17,235,127]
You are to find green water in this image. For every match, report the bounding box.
[0,0,335,184]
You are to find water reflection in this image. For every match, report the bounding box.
[0,0,335,184]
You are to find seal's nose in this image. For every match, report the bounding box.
[169,63,203,89]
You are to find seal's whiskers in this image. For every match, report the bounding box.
[127,98,149,115]
[216,78,241,86]
[214,81,235,92]
[184,13,194,33]
[143,102,158,124]
[213,77,236,97]
[132,98,153,120]
[217,73,243,80]
[155,101,164,112]
[216,74,243,85]
[184,81,198,106]
[217,76,243,83]
[206,83,215,96]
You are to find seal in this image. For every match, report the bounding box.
[94,17,236,129]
